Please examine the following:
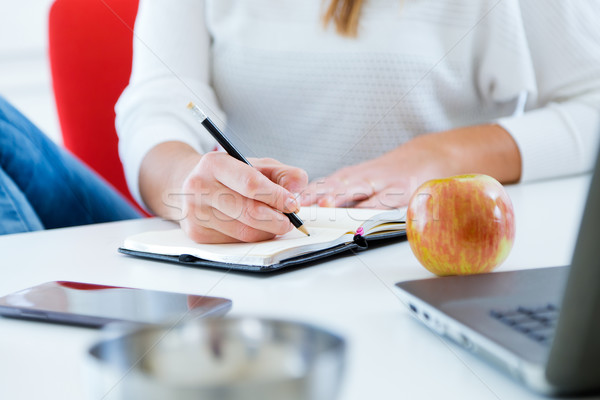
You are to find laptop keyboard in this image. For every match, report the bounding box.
[490,304,559,346]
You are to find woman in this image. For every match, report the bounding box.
[116,0,600,243]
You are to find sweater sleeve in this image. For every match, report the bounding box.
[496,1,600,182]
[115,0,221,208]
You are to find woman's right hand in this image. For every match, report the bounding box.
[140,142,308,244]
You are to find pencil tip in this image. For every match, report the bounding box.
[187,101,194,109]
[297,225,310,236]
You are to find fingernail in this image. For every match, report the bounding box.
[318,195,335,208]
[285,195,300,213]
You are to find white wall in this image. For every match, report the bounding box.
[0,0,61,143]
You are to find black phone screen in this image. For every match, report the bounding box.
[0,281,232,328]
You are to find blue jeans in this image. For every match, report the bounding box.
[0,96,141,235]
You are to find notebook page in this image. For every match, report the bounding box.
[123,226,353,266]
[298,206,406,233]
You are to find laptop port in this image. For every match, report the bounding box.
[409,304,418,313]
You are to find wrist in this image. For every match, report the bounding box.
[139,142,203,218]
[396,132,462,177]
[413,124,522,183]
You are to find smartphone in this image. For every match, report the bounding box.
[0,281,232,328]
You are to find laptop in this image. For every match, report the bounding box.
[395,149,600,396]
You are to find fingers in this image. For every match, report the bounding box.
[181,205,287,243]
[206,154,300,214]
[355,188,411,209]
[179,152,300,243]
[299,170,411,209]
[300,175,378,208]
[206,184,293,235]
[324,179,377,207]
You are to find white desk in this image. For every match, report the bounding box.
[0,174,595,400]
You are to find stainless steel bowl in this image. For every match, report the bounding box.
[87,317,345,400]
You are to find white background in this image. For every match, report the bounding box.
[0,0,61,143]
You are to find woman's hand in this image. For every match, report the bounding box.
[179,153,307,243]
[140,142,308,243]
[299,136,453,209]
[300,124,521,209]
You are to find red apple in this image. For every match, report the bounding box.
[406,174,515,276]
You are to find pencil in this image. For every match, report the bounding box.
[187,102,310,236]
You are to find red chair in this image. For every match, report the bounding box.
[48,0,143,212]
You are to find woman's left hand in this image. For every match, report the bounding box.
[299,134,456,209]
[299,124,522,209]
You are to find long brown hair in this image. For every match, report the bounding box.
[323,0,365,37]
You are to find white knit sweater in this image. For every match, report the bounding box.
[116,0,600,207]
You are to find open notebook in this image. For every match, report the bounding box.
[119,207,407,272]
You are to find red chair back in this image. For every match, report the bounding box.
[48,0,141,210]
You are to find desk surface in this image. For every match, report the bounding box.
[0,174,594,400]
